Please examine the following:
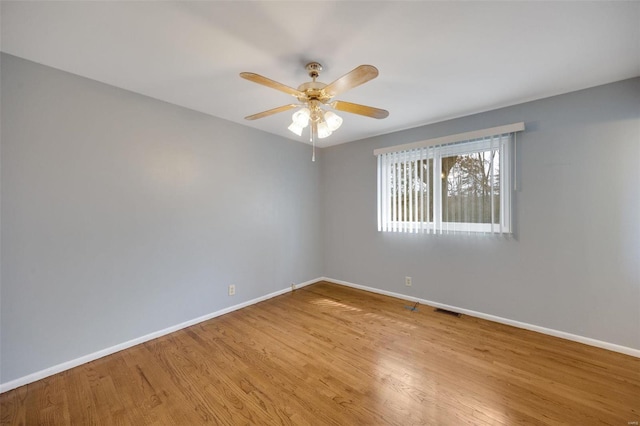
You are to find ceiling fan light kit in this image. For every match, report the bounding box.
[240,61,389,161]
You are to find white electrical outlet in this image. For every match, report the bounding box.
[405,276,412,287]
[228,284,236,296]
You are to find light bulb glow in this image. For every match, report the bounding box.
[317,121,332,139]
[292,108,310,127]
[323,111,343,131]
[288,121,304,136]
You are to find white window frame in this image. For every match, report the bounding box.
[375,123,524,235]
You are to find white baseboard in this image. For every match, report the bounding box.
[0,277,320,394]
[320,277,640,359]
[3,275,637,393]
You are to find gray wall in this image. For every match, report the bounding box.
[2,53,638,386]
[0,54,323,383]
[321,78,640,350]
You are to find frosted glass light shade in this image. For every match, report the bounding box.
[292,108,310,127]
[288,121,304,136]
[317,121,332,139]
[324,111,343,131]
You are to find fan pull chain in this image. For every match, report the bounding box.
[513,132,518,190]
[311,125,316,162]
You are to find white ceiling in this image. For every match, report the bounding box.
[2,1,639,147]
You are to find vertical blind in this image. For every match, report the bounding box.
[375,123,524,235]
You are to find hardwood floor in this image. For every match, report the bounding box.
[2,281,639,425]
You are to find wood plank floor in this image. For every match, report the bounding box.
[1,281,639,425]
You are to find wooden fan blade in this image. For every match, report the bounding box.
[323,65,379,98]
[245,104,299,120]
[331,101,389,119]
[240,72,304,97]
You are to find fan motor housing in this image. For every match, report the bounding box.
[297,81,330,102]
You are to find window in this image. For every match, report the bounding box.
[375,124,523,235]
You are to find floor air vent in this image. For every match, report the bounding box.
[434,308,461,317]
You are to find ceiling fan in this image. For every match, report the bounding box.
[240,62,389,160]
